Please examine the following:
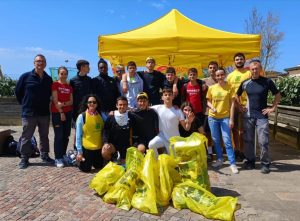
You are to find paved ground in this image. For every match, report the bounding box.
[0,126,300,221]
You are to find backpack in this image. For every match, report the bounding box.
[16,136,40,158]
[1,135,18,156]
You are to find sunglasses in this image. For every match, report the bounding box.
[87,101,97,104]
[116,70,125,74]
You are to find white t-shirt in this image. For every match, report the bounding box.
[151,105,184,140]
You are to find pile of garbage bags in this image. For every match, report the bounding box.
[89,133,238,221]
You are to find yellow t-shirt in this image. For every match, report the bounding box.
[82,113,104,150]
[227,69,251,105]
[206,83,234,119]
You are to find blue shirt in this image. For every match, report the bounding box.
[237,77,279,119]
[15,69,53,117]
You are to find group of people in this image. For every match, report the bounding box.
[15,53,280,175]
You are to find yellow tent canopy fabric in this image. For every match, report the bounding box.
[98,9,261,69]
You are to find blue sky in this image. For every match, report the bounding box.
[0,0,299,79]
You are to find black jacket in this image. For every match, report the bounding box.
[15,69,52,117]
[92,74,120,112]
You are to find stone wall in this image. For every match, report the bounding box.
[0,97,21,125]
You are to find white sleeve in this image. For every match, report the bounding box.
[178,109,185,121]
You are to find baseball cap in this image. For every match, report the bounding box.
[137,92,148,100]
[146,56,155,63]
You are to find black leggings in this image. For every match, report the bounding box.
[79,147,103,172]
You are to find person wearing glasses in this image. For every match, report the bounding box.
[15,54,54,169]
[75,94,104,172]
[114,64,125,94]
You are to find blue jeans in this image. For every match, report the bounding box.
[243,117,270,166]
[52,111,72,159]
[208,117,236,165]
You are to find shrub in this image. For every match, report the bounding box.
[268,76,300,106]
[0,75,17,97]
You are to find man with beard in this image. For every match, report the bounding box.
[227,53,251,161]
[92,58,120,120]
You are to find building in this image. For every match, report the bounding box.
[284,65,300,77]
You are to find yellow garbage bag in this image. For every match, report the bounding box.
[131,149,158,214]
[126,147,144,170]
[103,147,144,210]
[89,162,125,196]
[169,132,210,190]
[172,180,238,221]
[156,154,181,207]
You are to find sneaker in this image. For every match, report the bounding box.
[261,165,270,174]
[230,164,239,174]
[243,161,255,170]
[55,159,64,168]
[212,159,223,168]
[19,157,29,169]
[41,153,55,164]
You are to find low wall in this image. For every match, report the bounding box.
[0,97,22,125]
[269,104,300,149]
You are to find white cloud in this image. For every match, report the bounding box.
[150,0,168,10]
[0,47,81,61]
[0,47,82,79]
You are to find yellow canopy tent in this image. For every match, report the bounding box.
[98,9,260,76]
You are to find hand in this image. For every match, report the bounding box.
[76,153,84,162]
[108,111,114,116]
[229,119,234,129]
[211,107,217,113]
[262,107,275,116]
[187,111,195,123]
[57,102,64,109]
[60,112,66,121]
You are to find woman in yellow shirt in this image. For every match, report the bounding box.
[206,68,238,174]
[75,94,104,172]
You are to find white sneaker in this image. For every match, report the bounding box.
[212,159,223,168]
[55,159,64,168]
[230,164,239,174]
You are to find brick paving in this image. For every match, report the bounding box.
[1,126,300,220]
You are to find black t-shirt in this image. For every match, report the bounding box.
[137,70,165,105]
[179,117,202,137]
[70,74,92,119]
[92,74,120,112]
[103,112,138,159]
[237,77,279,119]
[133,108,158,147]
[163,79,183,107]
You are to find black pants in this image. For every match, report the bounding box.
[52,111,72,159]
[79,147,103,172]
